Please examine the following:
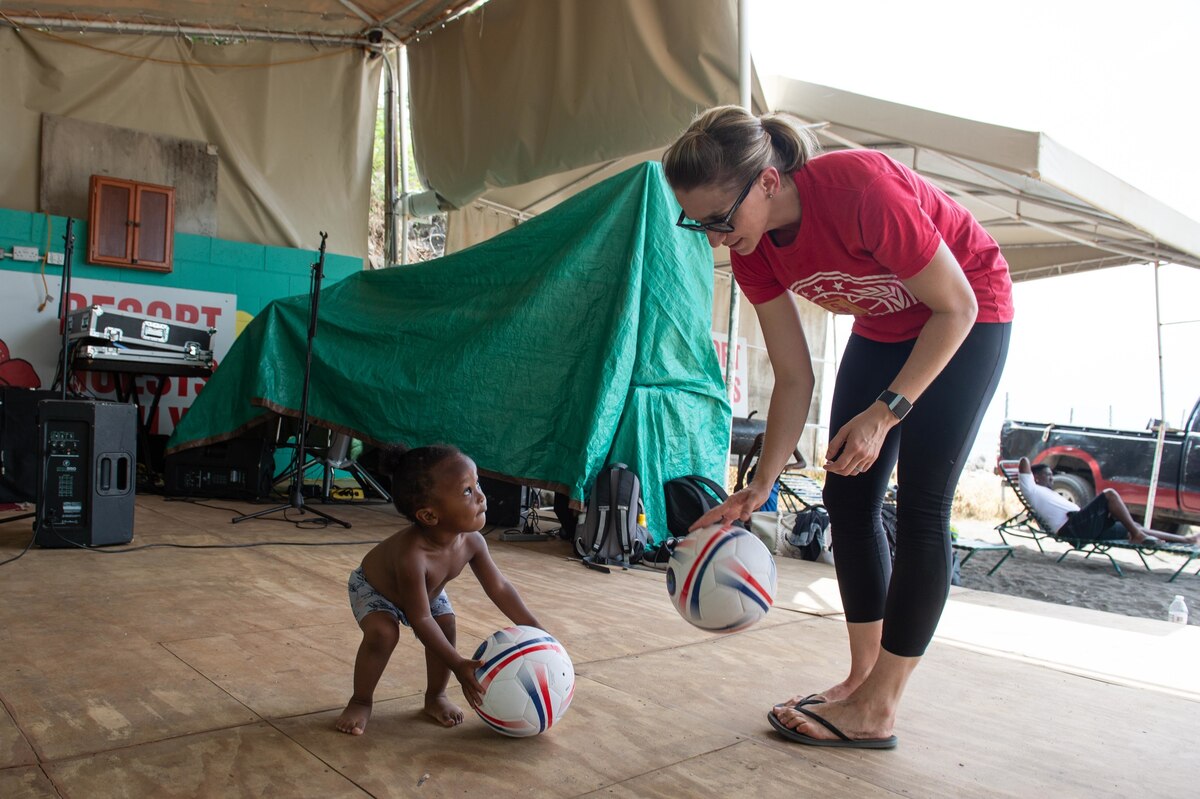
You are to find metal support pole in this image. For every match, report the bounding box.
[398,46,412,265]
[382,51,399,267]
[725,0,751,412]
[1144,261,1168,528]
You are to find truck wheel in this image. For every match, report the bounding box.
[1052,473,1094,507]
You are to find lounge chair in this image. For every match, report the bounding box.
[734,432,822,512]
[996,460,1200,582]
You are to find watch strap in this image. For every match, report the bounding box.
[877,390,912,421]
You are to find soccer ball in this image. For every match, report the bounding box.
[666,522,778,632]
[471,626,575,737]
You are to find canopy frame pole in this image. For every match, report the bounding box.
[1145,259,1169,528]
[0,15,378,49]
[724,0,751,451]
[382,51,399,267]
[399,45,412,265]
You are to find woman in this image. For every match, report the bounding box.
[663,106,1012,749]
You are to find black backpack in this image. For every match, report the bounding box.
[663,474,733,538]
[575,463,648,568]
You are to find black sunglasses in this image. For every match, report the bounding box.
[675,174,757,233]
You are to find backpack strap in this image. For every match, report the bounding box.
[683,474,728,502]
[612,466,637,559]
[588,466,613,557]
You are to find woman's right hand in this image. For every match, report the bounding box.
[688,485,770,532]
[451,658,485,707]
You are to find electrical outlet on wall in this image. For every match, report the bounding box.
[47,252,65,265]
[12,246,39,262]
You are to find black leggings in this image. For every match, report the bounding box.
[822,322,1010,657]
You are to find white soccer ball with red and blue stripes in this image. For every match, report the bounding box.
[471,625,575,737]
[667,522,777,632]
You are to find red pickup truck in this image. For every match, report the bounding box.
[999,397,1200,532]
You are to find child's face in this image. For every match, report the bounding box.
[424,454,487,532]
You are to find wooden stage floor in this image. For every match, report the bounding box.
[1,496,1197,798]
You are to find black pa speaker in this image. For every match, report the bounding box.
[478,475,529,528]
[35,399,136,548]
[0,388,61,503]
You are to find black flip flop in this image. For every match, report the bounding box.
[772,693,826,711]
[767,705,898,749]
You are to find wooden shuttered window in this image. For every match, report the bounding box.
[87,175,175,272]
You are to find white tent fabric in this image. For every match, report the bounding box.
[407,0,765,209]
[765,77,1200,280]
[0,27,381,258]
[449,78,1200,281]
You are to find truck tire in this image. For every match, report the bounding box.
[1052,473,1094,507]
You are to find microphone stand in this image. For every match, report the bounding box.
[233,233,350,528]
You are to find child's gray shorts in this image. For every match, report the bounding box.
[348,565,453,626]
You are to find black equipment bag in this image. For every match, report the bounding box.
[662,474,733,538]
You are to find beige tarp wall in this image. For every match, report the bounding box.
[408,0,760,209]
[444,204,520,255]
[0,27,380,259]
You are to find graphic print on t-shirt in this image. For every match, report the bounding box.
[789,271,918,316]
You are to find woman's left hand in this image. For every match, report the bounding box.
[824,403,897,476]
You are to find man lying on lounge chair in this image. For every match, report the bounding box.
[1018,458,1199,545]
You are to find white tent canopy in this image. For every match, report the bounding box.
[765,78,1200,280]
[456,77,1200,282]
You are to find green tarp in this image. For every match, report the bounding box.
[168,162,730,543]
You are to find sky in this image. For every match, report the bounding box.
[748,0,1200,459]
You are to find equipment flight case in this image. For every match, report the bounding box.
[67,305,216,355]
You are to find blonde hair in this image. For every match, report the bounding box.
[662,105,819,193]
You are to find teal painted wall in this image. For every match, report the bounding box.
[0,207,362,319]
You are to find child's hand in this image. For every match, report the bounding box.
[452,658,485,708]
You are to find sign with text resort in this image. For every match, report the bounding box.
[0,267,235,435]
[711,331,748,417]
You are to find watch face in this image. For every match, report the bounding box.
[880,391,910,419]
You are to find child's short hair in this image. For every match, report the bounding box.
[383,444,463,522]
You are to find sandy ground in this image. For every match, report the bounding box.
[950,517,1199,626]
[770,466,1200,626]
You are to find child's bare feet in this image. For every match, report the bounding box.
[424,692,465,727]
[334,698,372,735]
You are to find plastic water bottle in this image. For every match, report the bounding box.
[1168,595,1188,624]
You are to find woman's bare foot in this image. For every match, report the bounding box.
[334,698,372,735]
[772,697,895,742]
[423,693,465,727]
[775,678,857,710]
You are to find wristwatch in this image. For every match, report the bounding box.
[877,390,912,421]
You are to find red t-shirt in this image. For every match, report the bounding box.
[731,150,1014,342]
